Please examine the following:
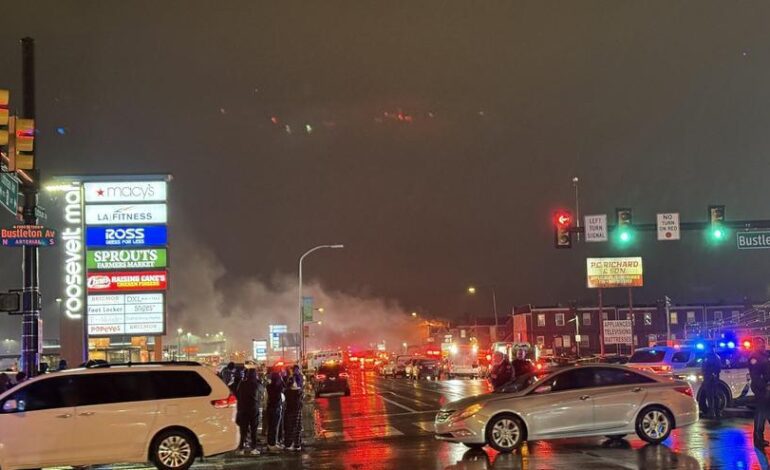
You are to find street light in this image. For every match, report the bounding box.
[411,311,418,317]
[185,332,192,360]
[299,244,344,361]
[467,285,499,340]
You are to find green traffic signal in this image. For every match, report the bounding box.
[707,225,729,244]
[615,226,635,246]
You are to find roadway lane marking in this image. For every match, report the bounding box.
[377,392,419,412]
[323,409,440,423]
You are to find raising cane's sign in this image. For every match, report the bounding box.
[87,270,168,293]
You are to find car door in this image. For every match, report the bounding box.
[591,368,654,431]
[0,375,80,468]
[523,368,596,437]
[73,371,159,463]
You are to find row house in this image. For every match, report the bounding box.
[512,302,766,356]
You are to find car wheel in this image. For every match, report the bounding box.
[463,442,485,450]
[485,413,525,453]
[635,406,673,444]
[698,387,729,416]
[151,429,197,470]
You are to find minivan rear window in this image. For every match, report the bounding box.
[629,350,666,363]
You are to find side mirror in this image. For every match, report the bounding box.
[534,385,552,394]
[2,399,20,412]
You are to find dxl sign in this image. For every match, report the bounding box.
[84,181,167,203]
[603,320,633,345]
[586,257,643,289]
[737,231,770,250]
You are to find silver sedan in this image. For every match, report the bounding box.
[435,364,698,452]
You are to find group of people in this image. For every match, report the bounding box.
[488,348,536,390]
[0,359,68,392]
[219,362,305,455]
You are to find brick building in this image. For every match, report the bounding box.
[510,302,766,356]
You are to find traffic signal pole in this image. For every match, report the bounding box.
[19,37,40,376]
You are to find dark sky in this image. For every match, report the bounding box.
[2,1,770,332]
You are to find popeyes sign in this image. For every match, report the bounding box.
[87,270,168,292]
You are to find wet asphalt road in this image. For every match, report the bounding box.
[101,371,770,469]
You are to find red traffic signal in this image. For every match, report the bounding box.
[553,211,573,228]
[553,210,573,249]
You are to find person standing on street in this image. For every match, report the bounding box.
[750,338,770,447]
[283,365,305,451]
[701,344,722,419]
[511,348,535,378]
[266,369,286,451]
[220,362,236,392]
[236,368,264,455]
[489,351,513,390]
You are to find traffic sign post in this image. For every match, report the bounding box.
[584,214,608,242]
[656,213,680,240]
[0,173,18,216]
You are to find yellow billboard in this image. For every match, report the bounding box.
[586,257,643,289]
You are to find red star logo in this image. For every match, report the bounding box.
[96,189,104,196]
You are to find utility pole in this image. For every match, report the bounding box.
[664,296,672,346]
[19,37,40,377]
[569,314,580,357]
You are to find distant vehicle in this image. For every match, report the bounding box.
[447,344,481,379]
[395,355,413,377]
[414,359,440,381]
[626,347,697,374]
[306,350,343,372]
[0,362,238,470]
[378,361,396,377]
[435,365,698,452]
[315,362,351,397]
[359,350,378,370]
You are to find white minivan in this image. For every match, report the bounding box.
[0,362,238,470]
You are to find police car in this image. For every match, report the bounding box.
[629,340,753,414]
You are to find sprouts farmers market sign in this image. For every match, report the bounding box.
[586,257,644,289]
[87,248,167,270]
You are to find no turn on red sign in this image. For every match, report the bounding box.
[657,213,680,241]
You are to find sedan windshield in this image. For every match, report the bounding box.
[494,372,547,393]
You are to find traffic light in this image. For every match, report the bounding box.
[553,210,573,248]
[708,205,727,243]
[0,89,8,146]
[9,118,34,171]
[614,208,634,245]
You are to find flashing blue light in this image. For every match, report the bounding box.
[696,343,705,350]
[719,342,726,348]
[728,341,736,349]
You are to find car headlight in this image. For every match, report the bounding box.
[452,403,483,421]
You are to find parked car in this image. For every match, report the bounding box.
[435,364,697,452]
[315,362,351,397]
[0,362,238,470]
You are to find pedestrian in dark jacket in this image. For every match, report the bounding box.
[220,362,236,392]
[750,338,770,447]
[283,365,305,451]
[489,352,513,390]
[266,370,285,450]
[236,368,264,455]
[512,349,535,378]
[701,345,722,419]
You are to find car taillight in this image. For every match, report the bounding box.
[211,394,237,408]
[536,363,543,370]
[674,386,693,397]
[316,374,327,381]
[339,372,349,379]
[660,365,671,371]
